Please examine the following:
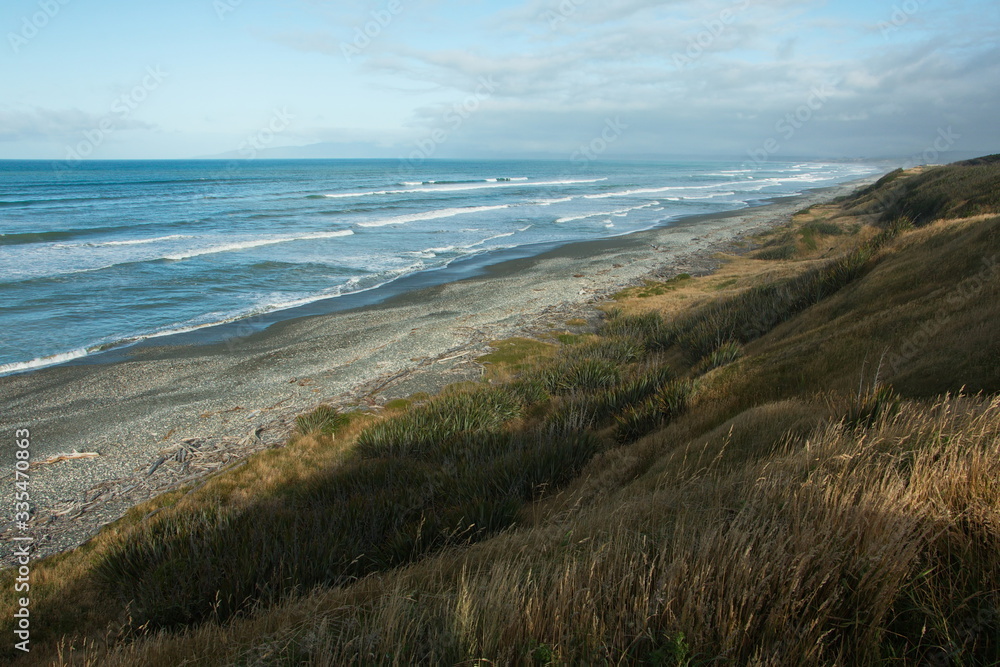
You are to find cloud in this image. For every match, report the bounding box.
[266,0,1000,158]
[0,107,155,142]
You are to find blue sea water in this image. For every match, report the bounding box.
[0,158,880,375]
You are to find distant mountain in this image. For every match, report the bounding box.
[195,142,405,160]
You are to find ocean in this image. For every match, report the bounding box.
[0,158,880,375]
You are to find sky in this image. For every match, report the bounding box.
[1,0,998,162]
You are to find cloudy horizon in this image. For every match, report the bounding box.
[1,0,998,163]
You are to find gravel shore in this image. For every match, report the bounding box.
[0,179,876,564]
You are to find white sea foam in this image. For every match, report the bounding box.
[93,234,192,247]
[556,201,660,224]
[324,178,607,199]
[356,205,510,228]
[532,196,575,206]
[466,231,516,248]
[681,191,737,200]
[0,348,90,376]
[164,230,354,261]
[583,182,740,199]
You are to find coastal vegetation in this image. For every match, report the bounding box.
[3,156,1000,665]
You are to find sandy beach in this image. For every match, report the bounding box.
[0,177,877,564]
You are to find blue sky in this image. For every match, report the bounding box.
[1,0,998,161]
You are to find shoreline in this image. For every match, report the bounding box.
[3,191,849,377]
[0,176,880,564]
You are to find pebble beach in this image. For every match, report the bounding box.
[0,177,878,564]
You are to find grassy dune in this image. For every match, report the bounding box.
[4,156,1000,665]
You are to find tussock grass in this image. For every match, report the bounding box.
[90,396,1000,665]
[84,382,612,633]
[753,243,796,260]
[355,384,524,458]
[294,404,351,436]
[600,308,673,350]
[614,378,695,443]
[8,156,1000,665]
[695,340,743,373]
[673,219,910,360]
[843,156,1000,225]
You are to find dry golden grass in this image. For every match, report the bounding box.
[78,394,1000,666]
[8,163,1000,665]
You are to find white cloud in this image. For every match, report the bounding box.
[0,107,155,142]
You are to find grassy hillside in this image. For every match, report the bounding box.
[4,158,1000,665]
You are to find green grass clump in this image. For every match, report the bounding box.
[615,275,692,299]
[92,383,606,632]
[844,157,1000,225]
[480,338,554,371]
[355,385,524,459]
[675,223,907,360]
[600,309,673,350]
[545,360,676,432]
[804,220,844,236]
[556,332,584,345]
[696,341,743,374]
[614,378,694,443]
[506,377,551,407]
[570,335,645,364]
[295,405,351,435]
[754,244,796,260]
[383,398,412,411]
[605,361,676,411]
[550,357,622,393]
[844,383,902,430]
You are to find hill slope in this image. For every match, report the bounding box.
[4,158,1000,665]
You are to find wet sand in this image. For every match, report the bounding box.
[0,178,877,563]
